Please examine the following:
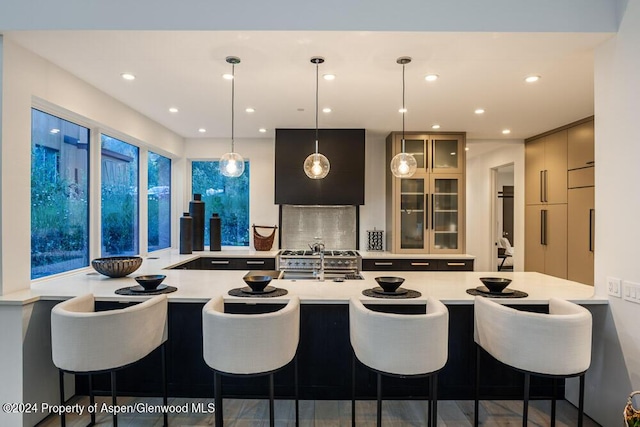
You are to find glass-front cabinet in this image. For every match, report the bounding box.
[386,132,466,254]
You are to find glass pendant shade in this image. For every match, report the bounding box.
[304,152,330,179]
[390,151,417,178]
[220,151,245,178]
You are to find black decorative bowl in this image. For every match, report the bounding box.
[479,277,512,293]
[243,275,273,292]
[375,276,405,293]
[91,256,143,278]
[134,274,166,290]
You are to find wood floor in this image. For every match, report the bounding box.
[36,395,601,426]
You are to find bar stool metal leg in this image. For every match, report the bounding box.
[428,375,432,427]
[351,353,356,427]
[111,371,118,427]
[474,345,480,427]
[214,371,223,427]
[578,374,585,427]
[59,370,66,427]
[161,344,168,427]
[376,372,382,427]
[295,354,299,427]
[432,373,438,427]
[522,372,530,427]
[551,377,557,427]
[269,373,275,427]
[88,374,95,426]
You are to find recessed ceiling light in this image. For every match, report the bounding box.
[431,124,441,129]
[323,74,336,81]
[465,147,470,151]
[169,107,178,113]
[322,107,332,113]
[474,108,485,114]
[525,75,541,83]
[198,128,206,133]
[259,128,267,133]
[121,73,136,81]
[245,108,255,113]
[450,152,456,156]
[222,73,234,80]
[398,108,407,113]
[502,129,511,135]
[50,128,60,134]
[425,74,439,82]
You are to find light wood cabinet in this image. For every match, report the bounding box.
[524,116,593,283]
[525,204,568,278]
[525,131,567,205]
[568,187,594,285]
[386,132,466,254]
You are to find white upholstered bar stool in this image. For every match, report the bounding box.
[202,295,300,427]
[473,296,592,427]
[51,294,169,427]
[349,297,449,427]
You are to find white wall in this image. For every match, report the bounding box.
[465,140,525,271]
[0,39,185,295]
[586,0,640,424]
[360,132,387,250]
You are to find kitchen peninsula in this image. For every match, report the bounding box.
[0,250,606,426]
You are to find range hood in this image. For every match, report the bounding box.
[274,129,365,205]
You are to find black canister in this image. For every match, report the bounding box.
[209,213,222,251]
[189,193,205,251]
[179,212,193,254]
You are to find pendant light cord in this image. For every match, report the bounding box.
[401,61,406,153]
[231,62,235,152]
[315,61,319,154]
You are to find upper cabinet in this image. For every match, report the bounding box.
[525,130,568,205]
[274,129,365,205]
[386,132,466,254]
[568,120,595,170]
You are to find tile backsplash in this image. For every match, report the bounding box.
[281,205,357,250]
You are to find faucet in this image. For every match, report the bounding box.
[309,238,325,281]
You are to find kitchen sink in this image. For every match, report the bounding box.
[280,272,364,281]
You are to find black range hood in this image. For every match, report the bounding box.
[274,128,365,205]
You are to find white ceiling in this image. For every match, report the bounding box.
[6,31,613,141]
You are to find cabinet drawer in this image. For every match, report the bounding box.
[200,257,276,270]
[437,260,474,271]
[568,167,594,188]
[362,259,438,271]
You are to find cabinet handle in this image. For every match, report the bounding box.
[589,209,595,252]
[210,260,230,265]
[540,209,547,246]
[246,260,265,265]
[374,262,393,266]
[411,262,430,266]
[430,193,434,230]
[447,262,466,266]
[540,170,544,202]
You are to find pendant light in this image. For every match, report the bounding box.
[390,56,417,178]
[303,57,330,179]
[219,56,245,178]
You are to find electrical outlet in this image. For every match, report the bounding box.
[623,281,640,304]
[607,277,622,297]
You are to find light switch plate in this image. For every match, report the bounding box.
[622,281,640,304]
[607,277,622,297]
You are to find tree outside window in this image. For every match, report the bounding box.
[192,161,249,247]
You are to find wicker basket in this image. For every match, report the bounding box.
[253,225,277,251]
[624,391,640,427]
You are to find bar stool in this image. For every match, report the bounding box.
[349,297,449,427]
[473,296,592,427]
[202,295,300,427]
[51,293,169,427]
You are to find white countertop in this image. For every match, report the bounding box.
[0,249,604,306]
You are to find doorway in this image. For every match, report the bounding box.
[492,164,515,271]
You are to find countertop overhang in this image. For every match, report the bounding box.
[1,249,603,306]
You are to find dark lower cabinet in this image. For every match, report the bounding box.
[79,302,560,401]
[171,257,276,271]
[362,258,474,271]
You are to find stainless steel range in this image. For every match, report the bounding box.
[277,249,362,280]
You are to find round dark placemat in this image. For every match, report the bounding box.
[466,287,528,298]
[115,285,177,296]
[228,287,289,298]
[362,288,422,299]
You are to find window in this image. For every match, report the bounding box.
[192,161,250,246]
[31,109,90,279]
[101,135,139,256]
[148,152,171,251]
